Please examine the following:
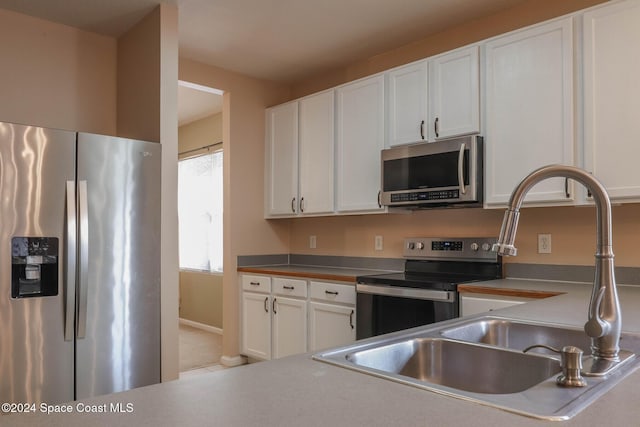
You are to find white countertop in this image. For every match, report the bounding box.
[5,279,640,426]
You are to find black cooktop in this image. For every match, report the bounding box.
[356,259,502,291]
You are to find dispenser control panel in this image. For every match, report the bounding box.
[11,237,59,298]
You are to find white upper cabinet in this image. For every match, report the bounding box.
[299,90,335,214]
[387,60,428,146]
[583,0,640,201]
[387,45,480,147]
[336,74,386,213]
[429,46,480,140]
[264,91,335,218]
[265,101,298,216]
[484,17,575,206]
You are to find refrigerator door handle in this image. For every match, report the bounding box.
[64,181,76,342]
[77,180,89,339]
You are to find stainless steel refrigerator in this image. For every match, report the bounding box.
[0,121,161,404]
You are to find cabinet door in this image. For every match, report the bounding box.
[309,302,355,352]
[265,101,298,216]
[241,292,271,360]
[583,0,640,201]
[299,90,335,214]
[336,74,386,212]
[429,45,480,140]
[387,61,428,146]
[272,297,307,359]
[484,18,575,206]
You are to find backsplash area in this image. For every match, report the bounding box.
[287,203,640,267]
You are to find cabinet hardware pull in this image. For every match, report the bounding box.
[420,120,425,140]
[273,298,277,314]
[434,117,440,138]
[349,309,354,330]
[565,178,570,198]
[283,285,295,290]
[300,197,305,213]
[377,190,382,208]
[250,282,260,286]
[291,197,296,213]
[264,297,269,313]
[325,290,339,296]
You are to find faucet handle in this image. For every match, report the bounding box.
[585,287,609,338]
[523,344,587,387]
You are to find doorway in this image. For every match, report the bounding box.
[176,80,225,375]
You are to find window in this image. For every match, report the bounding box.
[178,150,223,272]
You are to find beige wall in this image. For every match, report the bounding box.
[290,204,640,267]
[179,58,290,362]
[0,8,117,134]
[290,0,606,98]
[178,112,224,328]
[117,7,161,142]
[179,272,223,328]
[179,113,223,154]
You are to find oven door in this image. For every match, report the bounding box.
[356,283,459,340]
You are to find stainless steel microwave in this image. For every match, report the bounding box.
[380,135,483,208]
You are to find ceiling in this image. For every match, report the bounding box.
[0,0,529,124]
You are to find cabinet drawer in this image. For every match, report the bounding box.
[241,274,271,293]
[310,281,355,305]
[273,277,307,298]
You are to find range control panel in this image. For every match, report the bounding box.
[403,237,498,262]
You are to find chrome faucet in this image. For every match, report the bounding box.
[493,165,621,364]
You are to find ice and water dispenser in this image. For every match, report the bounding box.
[11,237,59,298]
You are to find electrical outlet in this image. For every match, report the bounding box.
[374,235,383,251]
[538,234,551,254]
[309,235,317,249]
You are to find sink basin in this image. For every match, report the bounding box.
[313,315,640,420]
[347,338,560,394]
[440,317,592,355]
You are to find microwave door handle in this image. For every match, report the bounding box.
[458,143,466,195]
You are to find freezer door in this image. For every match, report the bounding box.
[0,122,75,404]
[76,133,161,399]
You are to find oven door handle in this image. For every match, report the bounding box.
[356,283,455,302]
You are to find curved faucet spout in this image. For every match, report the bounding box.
[492,165,621,362]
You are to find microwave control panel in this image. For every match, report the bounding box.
[390,190,460,202]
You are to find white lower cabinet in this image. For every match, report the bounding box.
[308,281,356,352]
[240,274,356,360]
[460,294,533,317]
[242,291,272,360]
[309,302,355,352]
[272,277,308,358]
[241,275,272,360]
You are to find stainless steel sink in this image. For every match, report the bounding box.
[313,315,640,420]
[440,317,592,356]
[347,338,560,394]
